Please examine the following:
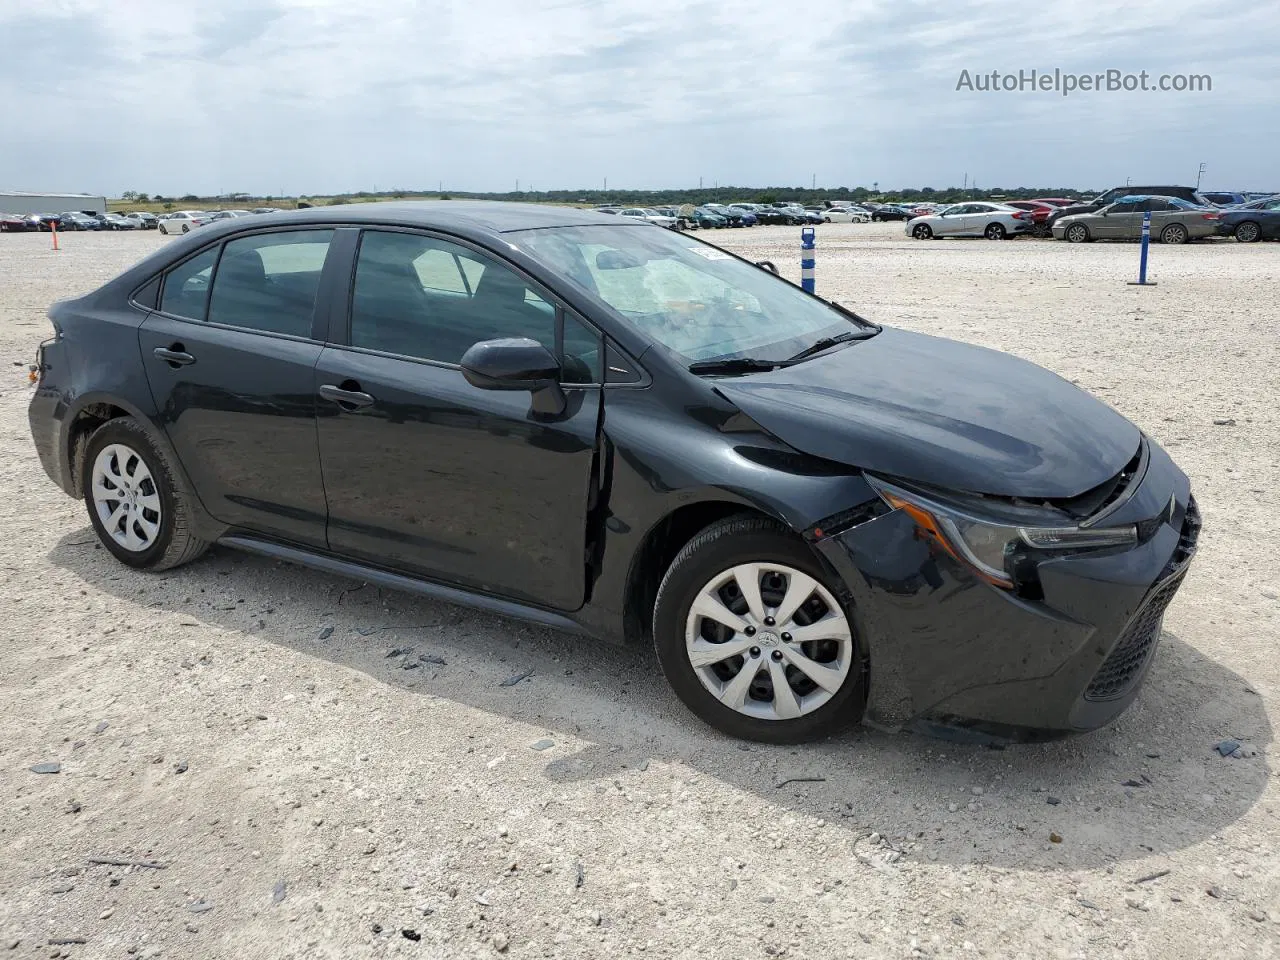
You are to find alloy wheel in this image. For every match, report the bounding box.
[91,443,162,552]
[1066,224,1088,243]
[684,563,854,721]
[1236,221,1261,243]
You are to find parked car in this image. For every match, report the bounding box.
[651,206,693,230]
[57,212,102,231]
[100,213,139,231]
[1052,196,1221,244]
[821,207,871,223]
[28,201,1200,743]
[30,213,62,231]
[206,209,255,221]
[1216,196,1280,242]
[691,207,729,228]
[124,212,160,230]
[1003,200,1058,237]
[907,202,1034,240]
[158,211,209,235]
[1030,198,1077,208]
[618,208,678,229]
[0,212,31,232]
[754,207,797,225]
[251,208,281,215]
[1046,186,1212,226]
[1199,192,1249,208]
[870,205,913,222]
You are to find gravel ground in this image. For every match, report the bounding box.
[0,224,1276,959]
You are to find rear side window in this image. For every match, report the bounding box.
[207,230,334,337]
[159,246,219,321]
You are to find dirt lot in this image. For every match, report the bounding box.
[0,224,1276,959]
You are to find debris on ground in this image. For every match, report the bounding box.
[499,669,534,687]
[30,762,60,774]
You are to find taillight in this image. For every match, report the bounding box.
[1202,213,1220,220]
[1011,211,1029,220]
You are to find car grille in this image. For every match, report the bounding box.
[1084,497,1200,702]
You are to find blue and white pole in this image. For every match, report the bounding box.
[1127,210,1158,286]
[800,227,815,293]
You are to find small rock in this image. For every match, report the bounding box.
[371,923,383,934]
[1124,897,1147,911]
[529,739,555,751]
[317,626,334,640]
[589,911,602,926]
[65,800,82,814]
[947,803,958,813]
[402,929,421,941]
[93,722,109,734]
[868,832,881,844]
[1205,885,1225,899]
[971,787,983,796]
[1215,739,1241,757]
[418,654,446,666]
[1212,418,1236,426]
[1046,796,1061,806]
[1049,832,1063,844]
[387,647,412,658]
[99,909,114,920]
[363,843,377,855]
[966,802,977,813]
[7,938,20,950]
[187,900,214,914]
[401,660,420,670]
[639,759,649,772]
[30,762,61,774]
[1121,779,1144,788]
[1248,910,1267,923]
[272,880,287,904]
[499,668,534,687]
[49,884,75,894]
[475,891,492,906]
[173,760,189,774]
[492,933,509,953]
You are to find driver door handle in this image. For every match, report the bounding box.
[319,383,376,408]
[153,346,196,366]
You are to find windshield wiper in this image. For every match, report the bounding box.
[687,357,780,376]
[784,331,864,364]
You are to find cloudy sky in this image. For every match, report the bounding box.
[3,0,1275,197]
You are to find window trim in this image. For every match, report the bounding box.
[151,225,343,342]
[336,225,627,386]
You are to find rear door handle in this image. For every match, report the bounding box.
[153,346,196,366]
[319,383,376,409]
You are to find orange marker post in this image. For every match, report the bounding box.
[51,220,59,251]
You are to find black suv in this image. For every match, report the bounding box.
[1047,185,1212,225]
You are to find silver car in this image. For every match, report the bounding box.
[905,202,1034,240]
[1052,196,1222,244]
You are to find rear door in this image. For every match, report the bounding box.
[1095,200,1139,238]
[313,228,603,611]
[137,228,338,547]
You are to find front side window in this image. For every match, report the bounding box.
[351,230,589,373]
[159,246,219,321]
[512,224,875,364]
[207,230,333,337]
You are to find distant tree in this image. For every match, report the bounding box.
[327,197,349,205]
[136,193,150,202]
[439,193,452,200]
[162,201,174,211]
[121,190,138,202]
[180,194,198,202]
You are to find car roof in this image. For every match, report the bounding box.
[236,200,640,234]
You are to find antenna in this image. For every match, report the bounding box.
[1196,162,1207,189]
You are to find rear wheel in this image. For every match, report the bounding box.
[1160,223,1188,244]
[82,418,210,571]
[181,223,190,234]
[1235,220,1262,243]
[984,222,1007,240]
[653,516,864,743]
[1065,223,1091,243]
[912,223,933,240]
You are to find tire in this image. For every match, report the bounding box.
[1160,223,1188,244]
[81,417,210,571]
[912,223,933,240]
[181,223,190,234]
[652,515,864,744]
[1065,223,1091,243]
[1235,220,1262,243]
[984,222,1007,240]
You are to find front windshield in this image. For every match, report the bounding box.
[511,224,874,364]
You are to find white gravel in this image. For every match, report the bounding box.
[0,224,1276,959]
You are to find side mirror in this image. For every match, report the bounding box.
[461,338,566,416]
[756,260,779,274]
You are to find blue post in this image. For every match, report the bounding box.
[1127,211,1157,286]
[800,227,815,293]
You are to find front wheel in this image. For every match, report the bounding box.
[1234,221,1262,243]
[1160,223,1188,244]
[653,516,864,743]
[181,223,190,234]
[1065,223,1091,243]
[912,222,933,240]
[82,418,210,571]
[984,222,1007,240]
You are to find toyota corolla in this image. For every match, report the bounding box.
[29,202,1199,743]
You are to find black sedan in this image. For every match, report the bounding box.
[57,212,102,231]
[870,205,914,221]
[1217,196,1280,242]
[28,202,1199,744]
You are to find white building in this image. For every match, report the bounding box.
[0,191,107,216]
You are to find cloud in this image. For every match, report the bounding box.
[0,0,1274,195]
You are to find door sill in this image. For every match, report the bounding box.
[218,534,588,636]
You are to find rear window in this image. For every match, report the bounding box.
[159,247,218,321]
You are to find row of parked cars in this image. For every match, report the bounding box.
[0,207,284,235]
[599,201,887,230]
[899,185,1280,244]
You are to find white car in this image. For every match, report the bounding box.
[158,210,209,235]
[822,206,872,223]
[619,208,677,228]
[905,202,1034,240]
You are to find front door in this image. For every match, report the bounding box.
[137,229,338,546]
[314,228,603,611]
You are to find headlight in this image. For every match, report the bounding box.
[868,477,1137,588]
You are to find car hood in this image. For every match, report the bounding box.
[714,328,1140,499]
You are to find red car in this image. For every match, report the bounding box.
[1005,200,1058,237]
[0,212,31,232]
[1031,198,1077,208]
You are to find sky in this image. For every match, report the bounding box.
[1,0,1276,197]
